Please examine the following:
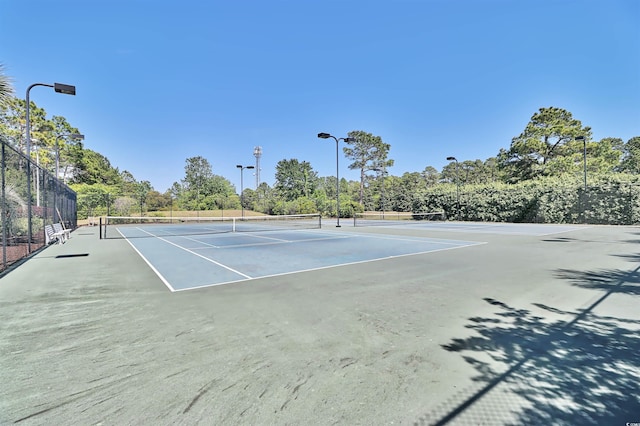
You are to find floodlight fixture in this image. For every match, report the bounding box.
[317,132,353,227]
[237,164,254,218]
[54,83,76,95]
[25,81,76,252]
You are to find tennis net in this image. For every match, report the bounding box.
[353,211,446,227]
[100,213,322,239]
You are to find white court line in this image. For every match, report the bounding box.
[533,226,589,237]
[343,231,482,246]
[130,227,252,281]
[121,226,486,292]
[174,230,352,250]
[237,233,292,243]
[174,234,221,248]
[375,221,587,236]
[188,234,353,250]
[173,240,487,292]
[172,231,476,250]
[118,228,176,292]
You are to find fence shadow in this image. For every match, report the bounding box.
[417,265,640,425]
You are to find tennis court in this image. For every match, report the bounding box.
[103,215,486,291]
[353,212,584,235]
[1,219,638,425]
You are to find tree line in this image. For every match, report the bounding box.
[1,75,639,221]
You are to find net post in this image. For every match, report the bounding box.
[99,216,102,239]
[319,214,322,229]
[232,217,236,232]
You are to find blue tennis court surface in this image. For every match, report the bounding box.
[357,221,585,236]
[122,228,485,291]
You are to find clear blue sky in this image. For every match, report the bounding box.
[2,0,639,193]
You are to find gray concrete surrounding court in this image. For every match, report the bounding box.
[1,222,639,425]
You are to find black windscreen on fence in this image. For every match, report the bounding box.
[1,134,77,272]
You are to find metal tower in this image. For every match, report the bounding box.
[253,146,262,188]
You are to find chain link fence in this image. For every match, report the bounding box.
[1,135,77,272]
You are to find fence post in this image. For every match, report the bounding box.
[1,139,6,270]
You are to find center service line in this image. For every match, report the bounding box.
[134,227,252,279]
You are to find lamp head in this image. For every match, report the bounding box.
[317,133,331,139]
[446,156,457,161]
[54,83,76,95]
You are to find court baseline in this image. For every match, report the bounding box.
[121,228,485,291]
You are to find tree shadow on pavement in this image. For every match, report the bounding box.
[416,264,640,425]
[555,265,640,295]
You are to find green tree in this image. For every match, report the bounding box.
[274,158,318,201]
[146,190,171,211]
[137,180,152,215]
[444,159,498,184]
[183,156,213,210]
[1,98,50,154]
[0,63,14,105]
[440,162,458,184]
[618,136,640,174]
[422,166,440,187]
[500,107,591,182]
[587,137,623,176]
[254,182,275,214]
[206,174,235,199]
[483,157,501,182]
[0,97,24,149]
[0,98,89,184]
[74,149,121,185]
[119,170,139,197]
[344,130,393,205]
[241,188,257,211]
[72,183,110,219]
[47,116,84,179]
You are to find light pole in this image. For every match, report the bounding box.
[317,132,355,227]
[447,156,460,221]
[372,166,388,218]
[236,164,254,218]
[576,136,587,191]
[51,133,83,224]
[25,82,76,251]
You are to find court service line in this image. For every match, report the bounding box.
[187,234,353,250]
[173,240,487,292]
[175,234,221,248]
[336,231,481,246]
[533,226,589,237]
[242,233,292,243]
[133,227,253,280]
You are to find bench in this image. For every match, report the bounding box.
[45,224,67,245]
[53,223,71,241]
